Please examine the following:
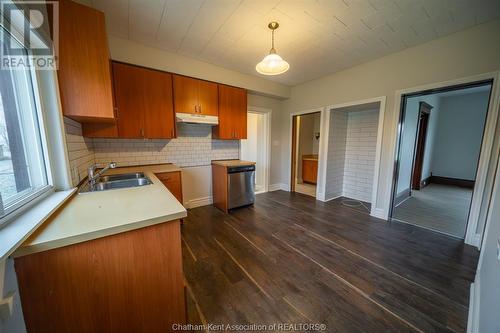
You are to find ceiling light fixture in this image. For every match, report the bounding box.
[255,22,289,76]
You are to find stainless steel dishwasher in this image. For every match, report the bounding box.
[227,165,255,209]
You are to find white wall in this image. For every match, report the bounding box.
[343,110,379,202]
[471,156,500,332]
[431,91,490,180]
[282,19,500,218]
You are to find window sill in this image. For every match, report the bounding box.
[0,189,76,261]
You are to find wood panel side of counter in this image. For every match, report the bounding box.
[212,163,228,213]
[15,220,185,333]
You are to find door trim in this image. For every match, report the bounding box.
[411,102,432,190]
[321,96,386,218]
[387,71,500,248]
[288,108,324,197]
[246,106,272,194]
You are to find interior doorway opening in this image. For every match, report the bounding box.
[240,108,271,194]
[391,80,493,239]
[322,101,382,212]
[291,112,321,197]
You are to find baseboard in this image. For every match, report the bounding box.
[370,208,387,220]
[468,233,482,248]
[429,175,475,188]
[467,278,480,333]
[185,196,213,209]
[420,176,431,188]
[268,183,282,191]
[394,189,411,206]
[323,194,342,202]
[280,183,290,191]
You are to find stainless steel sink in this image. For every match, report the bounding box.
[98,172,146,183]
[79,173,153,193]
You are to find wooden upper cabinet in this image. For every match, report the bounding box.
[173,75,218,116]
[113,62,176,139]
[213,85,247,140]
[198,80,219,116]
[58,0,114,121]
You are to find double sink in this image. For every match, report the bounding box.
[79,172,153,193]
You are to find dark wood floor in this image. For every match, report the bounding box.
[181,191,479,333]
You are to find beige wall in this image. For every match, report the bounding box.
[281,19,500,216]
[108,36,290,99]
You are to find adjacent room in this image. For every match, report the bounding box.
[392,82,492,238]
[1,1,500,333]
[292,112,321,197]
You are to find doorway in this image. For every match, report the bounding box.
[240,107,271,194]
[291,112,321,197]
[390,80,493,239]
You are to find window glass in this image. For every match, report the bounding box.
[0,26,50,221]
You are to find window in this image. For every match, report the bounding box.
[0,26,52,224]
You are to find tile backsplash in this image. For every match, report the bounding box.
[93,124,239,167]
[64,118,239,186]
[64,118,94,186]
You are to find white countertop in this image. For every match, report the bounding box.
[13,164,187,257]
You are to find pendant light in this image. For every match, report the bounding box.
[255,22,290,75]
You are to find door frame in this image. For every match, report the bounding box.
[246,106,271,194]
[288,108,324,197]
[319,96,386,218]
[387,71,500,248]
[411,102,433,190]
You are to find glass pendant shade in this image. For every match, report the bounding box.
[256,52,290,75]
[256,22,289,76]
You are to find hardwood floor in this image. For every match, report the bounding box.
[181,191,479,333]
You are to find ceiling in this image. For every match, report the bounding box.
[84,0,500,86]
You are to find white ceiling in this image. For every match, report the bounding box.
[84,0,500,86]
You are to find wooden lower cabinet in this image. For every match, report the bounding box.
[302,157,318,184]
[15,220,186,333]
[155,171,183,204]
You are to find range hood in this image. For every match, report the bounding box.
[176,112,218,125]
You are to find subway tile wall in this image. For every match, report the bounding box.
[64,120,240,187]
[93,124,239,167]
[64,117,95,186]
[342,110,378,202]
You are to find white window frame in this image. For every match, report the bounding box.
[0,2,73,260]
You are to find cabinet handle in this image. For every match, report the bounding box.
[141,128,145,137]
[199,105,202,114]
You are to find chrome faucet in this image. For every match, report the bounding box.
[88,162,117,186]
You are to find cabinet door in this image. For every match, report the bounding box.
[156,172,183,203]
[173,75,198,115]
[58,0,114,121]
[214,85,247,139]
[232,88,247,139]
[141,70,176,139]
[197,80,218,116]
[112,62,144,138]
